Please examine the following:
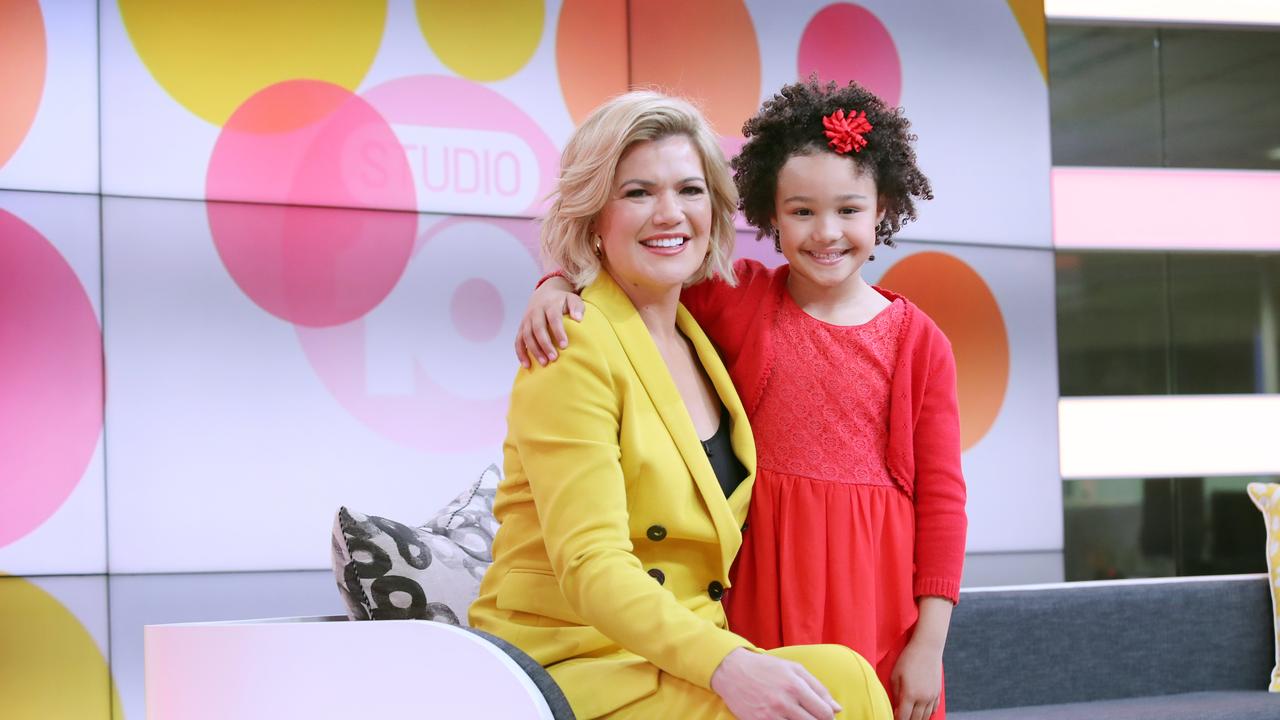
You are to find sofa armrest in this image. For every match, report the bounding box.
[145,615,554,719]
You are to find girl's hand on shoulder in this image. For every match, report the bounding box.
[710,647,841,720]
[515,276,583,368]
[891,637,943,720]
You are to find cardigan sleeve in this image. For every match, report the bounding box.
[508,308,752,688]
[910,323,969,603]
[680,258,770,363]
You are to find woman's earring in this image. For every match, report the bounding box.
[593,235,602,257]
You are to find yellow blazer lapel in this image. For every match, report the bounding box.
[678,305,756,532]
[582,271,749,574]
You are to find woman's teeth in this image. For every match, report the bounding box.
[643,238,686,248]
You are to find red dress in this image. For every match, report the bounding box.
[680,259,967,717]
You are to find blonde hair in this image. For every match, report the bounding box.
[541,91,738,289]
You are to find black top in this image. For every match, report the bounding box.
[701,405,749,497]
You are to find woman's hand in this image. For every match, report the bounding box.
[891,596,953,720]
[710,647,842,720]
[515,276,583,368]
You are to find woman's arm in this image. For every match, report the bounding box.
[508,310,751,687]
[511,309,841,718]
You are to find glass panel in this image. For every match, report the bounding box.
[1063,478,1176,580]
[1048,25,1162,166]
[1064,476,1271,582]
[1168,253,1267,393]
[1056,252,1170,396]
[1264,255,1280,394]
[1175,476,1271,576]
[1160,28,1280,170]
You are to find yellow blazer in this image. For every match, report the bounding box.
[469,269,758,718]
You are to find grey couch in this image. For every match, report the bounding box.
[945,574,1278,719]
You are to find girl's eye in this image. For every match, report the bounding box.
[840,207,859,215]
[792,208,813,216]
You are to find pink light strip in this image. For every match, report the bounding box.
[1052,167,1280,251]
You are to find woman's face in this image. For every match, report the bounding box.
[594,135,712,297]
[771,152,885,295]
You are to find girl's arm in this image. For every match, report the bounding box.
[911,331,968,602]
[892,328,967,719]
[890,597,952,720]
[515,273,582,368]
[514,259,769,368]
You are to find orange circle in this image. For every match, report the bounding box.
[556,0,628,124]
[628,0,761,138]
[0,0,46,167]
[879,252,1009,450]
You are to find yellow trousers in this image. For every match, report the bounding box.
[606,644,892,719]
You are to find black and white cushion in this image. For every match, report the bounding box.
[331,464,500,626]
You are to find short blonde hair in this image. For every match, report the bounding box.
[542,91,739,289]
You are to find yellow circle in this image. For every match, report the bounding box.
[0,576,123,718]
[119,0,387,126]
[416,0,544,82]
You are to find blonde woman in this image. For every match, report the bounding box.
[468,92,890,720]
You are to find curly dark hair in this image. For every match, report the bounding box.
[732,77,933,251]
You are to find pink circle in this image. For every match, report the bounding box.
[295,215,540,453]
[360,74,560,216]
[797,3,902,106]
[451,279,504,343]
[0,210,102,548]
[206,80,418,327]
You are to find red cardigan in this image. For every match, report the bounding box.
[682,259,968,602]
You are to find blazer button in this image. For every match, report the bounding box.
[708,580,724,601]
[646,524,668,542]
[648,568,666,585]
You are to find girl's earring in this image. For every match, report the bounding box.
[771,228,782,253]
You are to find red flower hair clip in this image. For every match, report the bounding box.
[822,109,873,154]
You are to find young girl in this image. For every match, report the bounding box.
[517,79,967,720]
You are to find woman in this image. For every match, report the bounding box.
[468,92,890,720]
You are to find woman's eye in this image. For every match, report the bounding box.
[681,186,706,196]
[624,188,649,198]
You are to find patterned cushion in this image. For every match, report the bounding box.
[1247,482,1280,692]
[331,464,500,626]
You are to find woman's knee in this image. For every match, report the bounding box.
[772,643,874,681]
[769,644,889,716]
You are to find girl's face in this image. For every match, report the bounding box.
[594,135,712,298]
[771,152,886,295]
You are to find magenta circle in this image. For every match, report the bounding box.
[206,80,418,327]
[797,3,902,107]
[0,210,102,548]
[451,279,504,343]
